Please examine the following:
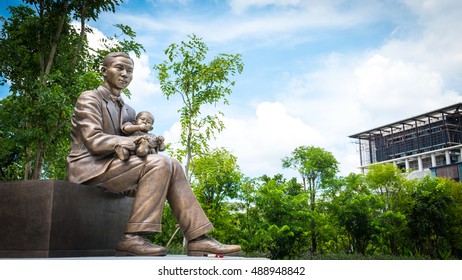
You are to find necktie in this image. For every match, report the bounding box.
[110,94,124,107]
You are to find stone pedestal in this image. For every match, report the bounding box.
[0,180,134,258]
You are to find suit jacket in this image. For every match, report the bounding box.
[66,86,136,183]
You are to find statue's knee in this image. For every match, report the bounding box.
[170,158,186,172]
[170,158,182,167]
[145,154,172,174]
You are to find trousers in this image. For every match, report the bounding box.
[85,154,213,241]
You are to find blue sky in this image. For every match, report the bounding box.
[2,0,462,179]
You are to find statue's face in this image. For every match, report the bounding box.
[102,56,134,91]
[135,113,154,127]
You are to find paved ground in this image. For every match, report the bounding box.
[51,254,268,260]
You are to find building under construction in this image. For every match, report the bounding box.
[349,103,462,181]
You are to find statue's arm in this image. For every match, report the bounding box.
[73,91,136,155]
[151,134,165,151]
[158,141,166,152]
[121,122,142,134]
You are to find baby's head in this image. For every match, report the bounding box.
[135,111,154,129]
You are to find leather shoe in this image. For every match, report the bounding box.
[187,236,241,256]
[116,234,167,256]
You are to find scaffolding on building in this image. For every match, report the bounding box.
[349,103,462,172]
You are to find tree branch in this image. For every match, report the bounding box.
[44,1,68,78]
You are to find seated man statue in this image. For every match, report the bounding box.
[66,52,241,257]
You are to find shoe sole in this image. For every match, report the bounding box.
[187,250,242,257]
[116,250,167,256]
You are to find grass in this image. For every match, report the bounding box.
[308,253,430,260]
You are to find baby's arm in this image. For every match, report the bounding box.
[157,135,166,151]
[122,122,152,134]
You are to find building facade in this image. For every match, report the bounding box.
[349,103,462,181]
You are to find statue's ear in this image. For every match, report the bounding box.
[101,66,107,77]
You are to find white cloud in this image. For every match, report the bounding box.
[278,53,363,138]
[209,101,324,177]
[355,54,459,116]
[351,0,462,124]
[128,54,161,104]
[71,22,118,52]
[161,101,325,178]
[375,1,462,88]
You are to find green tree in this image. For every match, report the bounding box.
[366,164,406,211]
[154,34,244,179]
[408,176,453,258]
[446,178,462,258]
[233,176,259,254]
[189,147,243,243]
[334,173,384,255]
[363,164,411,256]
[282,145,339,254]
[191,147,242,208]
[249,175,310,259]
[0,0,144,180]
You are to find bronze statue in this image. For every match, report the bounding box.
[66,52,241,257]
[115,111,166,160]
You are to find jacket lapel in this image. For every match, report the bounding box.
[97,86,120,133]
[120,103,129,127]
[107,100,120,133]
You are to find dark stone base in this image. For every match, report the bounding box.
[0,180,134,258]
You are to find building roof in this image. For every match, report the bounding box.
[349,103,462,139]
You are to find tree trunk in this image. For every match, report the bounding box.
[311,221,317,255]
[24,146,32,180]
[32,142,45,180]
[309,176,317,254]
[185,122,193,181]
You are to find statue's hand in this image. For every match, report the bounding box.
[139,123,152,132]
[133,135,146,144]
[118,139,137,151]
[157,136,165,143]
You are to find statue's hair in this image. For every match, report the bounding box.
[136,111,154,122]
[102,52,133,67]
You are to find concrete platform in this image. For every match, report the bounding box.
[0,180,134,258]
[14,254,268,260]
[0,180,266,260]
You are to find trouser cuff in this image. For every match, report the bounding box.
[125,222,162,234]
[183,222,214,241]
